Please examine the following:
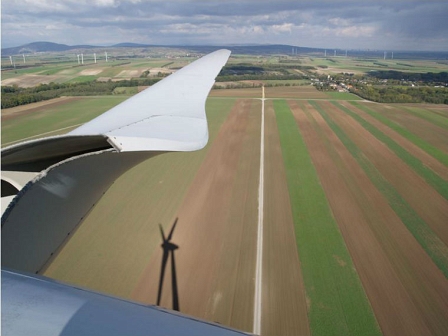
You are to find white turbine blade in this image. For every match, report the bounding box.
[69,49,231,152]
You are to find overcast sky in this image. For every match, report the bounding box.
[2,0,448,51]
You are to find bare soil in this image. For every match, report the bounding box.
[1,74,63,88]
[79,69,104,76]
[116,69,145,78]
[131,99,261,333]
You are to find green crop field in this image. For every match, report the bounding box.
[274,99,381,336]
[300,56,448,75]
[1,96,127,145]
[325,91,362,100]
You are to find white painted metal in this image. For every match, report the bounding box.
[70,49,231,152]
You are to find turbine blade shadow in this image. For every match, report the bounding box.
[159,224,166,242]
[167,218,178,241]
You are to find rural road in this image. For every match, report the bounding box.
[253,86,265,334]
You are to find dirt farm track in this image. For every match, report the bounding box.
[3,86,448,336]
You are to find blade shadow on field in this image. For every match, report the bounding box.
[156,217,180,311]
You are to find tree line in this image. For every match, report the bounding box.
[351,85,448,104]
[368,70,448,84]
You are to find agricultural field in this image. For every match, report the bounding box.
[1,55,192,87]
[4,50,446,88]
[1,96,128,145]
[300,56,448,75]
[2,84,448,336]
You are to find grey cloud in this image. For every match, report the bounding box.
[2,0,448,50]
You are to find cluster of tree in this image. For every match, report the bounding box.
[219,65,265,76]
[140,70,150,78]
[368,70,448,84]
[1,78,163,109]
[219,64,314,77]
[351,85,448,104]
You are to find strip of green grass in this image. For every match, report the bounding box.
[1,96,127,145]
[67,75,98,83]
[311,100,448,278]
[325,91,362,100]
[402,106,448,130]
[274,99,381,336]
[344,102,448,199]
[41,66,74,76]
[350,101,448,167]
[113,87,139,95]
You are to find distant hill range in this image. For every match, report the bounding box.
[1,41,317,56]
[2,41,448,60]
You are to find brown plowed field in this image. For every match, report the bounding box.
[324,102,448,246]
[262,100,310,336]
[337,101,448,180]
[266,86,328,99]
[289,100,448,335]
[132,99,260,332]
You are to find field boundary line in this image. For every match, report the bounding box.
[253,86,265,335]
